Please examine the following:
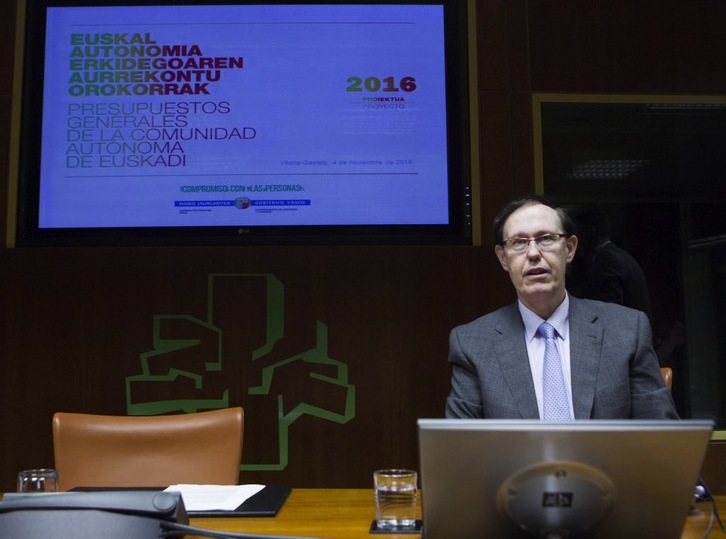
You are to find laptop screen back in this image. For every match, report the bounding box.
[418,419,713,539]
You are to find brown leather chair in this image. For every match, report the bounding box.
[660,367,673,389]
[52,407,243,491]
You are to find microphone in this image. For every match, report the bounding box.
[693,478,712,502]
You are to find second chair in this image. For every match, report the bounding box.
[52,407,244,491]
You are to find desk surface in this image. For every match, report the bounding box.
[188,488,726,539]
[189,489,396,539]
[684,497,726,539]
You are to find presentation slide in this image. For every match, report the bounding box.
[38,4,451,229]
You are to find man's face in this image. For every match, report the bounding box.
[494,203,578,317]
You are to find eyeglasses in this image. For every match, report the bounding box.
[501,233,568,253]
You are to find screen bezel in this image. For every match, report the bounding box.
[10,0,477,247]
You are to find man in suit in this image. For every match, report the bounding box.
[445,196,678,419]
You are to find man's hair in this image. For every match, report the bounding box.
[492,195,576,244]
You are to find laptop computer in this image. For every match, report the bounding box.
[418,419,713,539]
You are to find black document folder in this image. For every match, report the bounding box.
[71,484,292,518]
[189,484,292,517]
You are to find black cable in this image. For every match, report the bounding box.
[694,478,726,538]
[711,497,726,535]
[699,499,715,539]
[159,521,324,539]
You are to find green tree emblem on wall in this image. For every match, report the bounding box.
[126,273,356,471]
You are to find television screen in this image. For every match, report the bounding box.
[11,0,476,246]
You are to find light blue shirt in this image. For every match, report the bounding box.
[518,294,574,419]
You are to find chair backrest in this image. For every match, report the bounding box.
[661,367,673,389]
[52,407,243,491]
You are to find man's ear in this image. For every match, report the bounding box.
[495,244,509,272]
[566,234,578,263]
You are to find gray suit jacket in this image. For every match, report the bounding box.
[445,296,678,419]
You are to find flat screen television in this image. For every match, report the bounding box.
[9,0,478,246]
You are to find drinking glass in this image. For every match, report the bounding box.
[17,468,60,493]
[373,469,417,529]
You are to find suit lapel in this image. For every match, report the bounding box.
[568,298,602,419]
[493,305,540,419]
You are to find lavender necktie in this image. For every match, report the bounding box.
[539,322,572,420]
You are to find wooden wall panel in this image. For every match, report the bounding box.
[527,0,726,93]
[476,0,531,93]
[476,0,532,243]
[0,97,9,244]
[476,0,511,91]
[0,1,16,96]
[0,246,511,491]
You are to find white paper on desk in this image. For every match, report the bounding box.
[164,484,265,511]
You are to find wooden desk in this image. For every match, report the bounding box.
[187,489,726,539]
[682,497,726,538]
[188,489,406,539]
[0,488,722,537]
